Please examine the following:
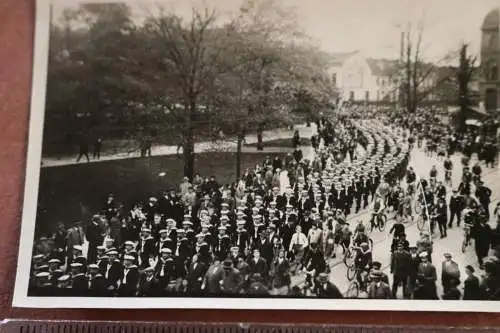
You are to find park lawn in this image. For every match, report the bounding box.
[35,152,286,236]
[245,137,310,148]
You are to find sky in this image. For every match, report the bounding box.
[51,0,499,63]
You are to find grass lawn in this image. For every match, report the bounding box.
[245,137,310,148]
[36,151,286,236]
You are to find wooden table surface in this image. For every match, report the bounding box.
[0,0,499,326]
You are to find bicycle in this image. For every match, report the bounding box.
[345,267,370,298]
[343,246,357,268]
[415,208,431,232]
[343,238,373,269]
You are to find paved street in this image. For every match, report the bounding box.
[289,145,500,298]
[41,124,317,168]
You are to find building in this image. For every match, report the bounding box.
[327,51,448,105]
[366,58,401,102]
[480,7,500,112]
[327,51,379,103]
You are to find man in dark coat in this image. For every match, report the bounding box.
[86,216,104,264]
[441,253,460,293]
[70,263,88,296]
[187,255,207,295]
[448,189,464,228]
[475,181,492,220]
[473,219,492,268]
[367,270,392,299]
[118,255,139,296]
[247,249,269,282]
[463,265,481,300]
[416,252,438,300]
[87,264,109,297]
[138,267,160,297]
[314,272,343,298]
[390,243,411,298]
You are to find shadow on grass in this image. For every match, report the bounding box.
[36,151,286,236]
[245,138,310,148]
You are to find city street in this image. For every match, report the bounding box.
[289,145,500,298]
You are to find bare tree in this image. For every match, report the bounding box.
[456,43,477,132]
[397,21,457,113]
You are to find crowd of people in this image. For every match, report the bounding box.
[29,108,500,300]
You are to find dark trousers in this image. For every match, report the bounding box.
[449,209,461,227]
[355,195,362,213]
[392,274,408,298]
[480,201,490,220]
[76,152,90,162]
[362,193,369,208]
[438,217,447,237]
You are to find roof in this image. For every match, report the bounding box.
[328,51,358,66]
[482,8,500,30]
[365,58,399,76]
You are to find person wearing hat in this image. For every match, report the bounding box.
[155,247,174,293]
[30,272,53,296]
[87,263,108,297]
[54,274,72,296]
[246,273,270,296]
[48,259,63,286]
[463,264,481,300]
[156,229,173,256]
[70,262,89,296]
[104,250,123,292]
[367,269,392,299]
[137,266,160,297]
[475,180,492,220]
[416,251,438,300]
[118,255,139,296]
[448,188,464,228]
[185,254,207,295]
[66,221,85,268]
[247,248,269,283]
[213,226,231,260]
[219,259,242,295]
[441,253,460,293]
[137,228,155,269]
[390,243,411,298]
[314,272,343,298]
[233,221,250,254]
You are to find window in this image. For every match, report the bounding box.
[492,65,498,81]
[331,73,337,86]
[349,91,354,101]
[365,91,369,101]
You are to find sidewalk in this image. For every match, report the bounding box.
[41,124,317,168]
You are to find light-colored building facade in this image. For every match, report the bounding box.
[480,7,500,112]
[327,51,443,105]
[327,51,379,103]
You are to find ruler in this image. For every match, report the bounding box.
[1,321,498,333]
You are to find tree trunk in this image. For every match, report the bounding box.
[236,133,244,180]
[183,100,196,180]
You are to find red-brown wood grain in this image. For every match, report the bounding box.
[0,0,499,326]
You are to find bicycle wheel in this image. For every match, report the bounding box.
[346,281,359,298]
[343,248,356,268]
[378,214,387,232]
[347,265,357,281]
[416,215,425,231]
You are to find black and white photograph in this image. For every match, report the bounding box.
[12,0,500,310]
